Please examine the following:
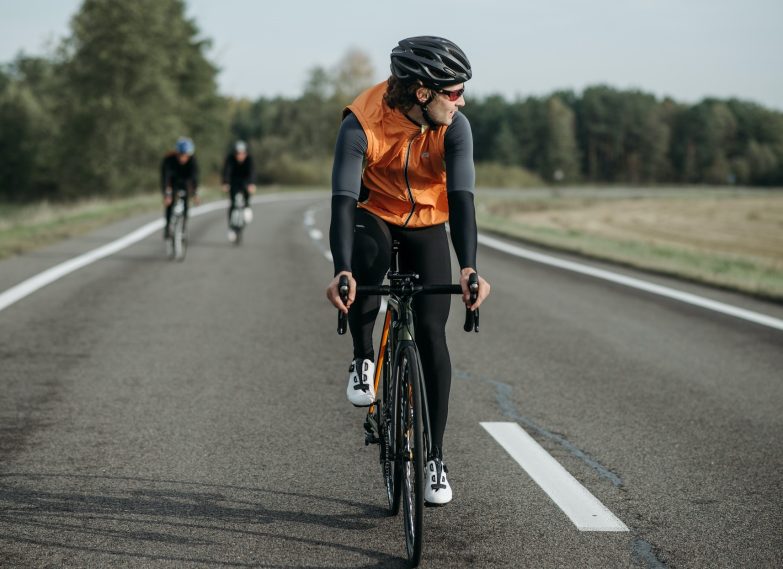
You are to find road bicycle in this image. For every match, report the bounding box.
[337,243,479,567]
[229,190,247,245]
[166,189,188,262]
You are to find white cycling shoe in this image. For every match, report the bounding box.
[346,358,375,407]
[424,458,452,505]
[227,229,237,242]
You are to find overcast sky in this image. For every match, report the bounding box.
[2,0,782,110]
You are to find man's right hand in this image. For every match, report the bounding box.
[163,190,173,206]
[221,184,229,193]
[326,271,356,314]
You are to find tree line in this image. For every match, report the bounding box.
[2,0,782,204]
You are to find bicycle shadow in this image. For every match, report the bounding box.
[0,472,409,569]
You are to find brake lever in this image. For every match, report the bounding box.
[337,275,349,335]
[463,273,479,333]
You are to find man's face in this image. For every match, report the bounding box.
[425,83,465,126]
[235,151,247,163]
[177,153,190,165]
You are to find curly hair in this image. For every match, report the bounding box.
[383,75,431,111]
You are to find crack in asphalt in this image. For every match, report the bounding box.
[455,368,673,568]
[453,368,624,487]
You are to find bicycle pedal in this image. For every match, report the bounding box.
[364,433,380,446]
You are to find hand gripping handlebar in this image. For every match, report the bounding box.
[336,273,480,334]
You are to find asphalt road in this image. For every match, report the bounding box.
[1,191,781,568]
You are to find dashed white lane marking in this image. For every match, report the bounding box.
[481,422,629,532]
[304,206,383,310]
[476,233,783,332]
[0,193,316,314]
[304,206,333,263]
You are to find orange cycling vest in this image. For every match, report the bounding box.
[346,82,449,228]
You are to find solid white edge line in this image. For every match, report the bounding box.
[481,422,629,532]
[476,232,783,332]
[0,193,315,314]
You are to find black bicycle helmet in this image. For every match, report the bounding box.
[390,36,472,88]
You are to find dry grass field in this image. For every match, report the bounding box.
[476,188,783,300]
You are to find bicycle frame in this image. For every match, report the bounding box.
[335,246,479,567]
[371,284,433,458]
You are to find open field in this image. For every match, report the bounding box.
[476,187,783,300]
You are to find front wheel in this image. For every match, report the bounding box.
[381,341,400,515]
[172,215,186,261]
[397,342,424,566]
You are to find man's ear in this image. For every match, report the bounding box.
[415,86,431,104]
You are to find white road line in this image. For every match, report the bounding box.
[304,208,383,310]
[304,206,333,262]
[481,422,629,532]
[0,193,315,314]
[476,232,783,332]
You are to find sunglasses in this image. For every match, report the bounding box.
[435,87,465,101]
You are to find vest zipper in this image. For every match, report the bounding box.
[402,131,421,227]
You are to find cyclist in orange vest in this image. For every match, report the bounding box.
[326,36,490,505]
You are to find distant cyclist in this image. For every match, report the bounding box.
[161,137,199,239]
[222,140,256,243]
[325,36,490,505]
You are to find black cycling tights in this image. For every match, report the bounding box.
[349,208,452,456]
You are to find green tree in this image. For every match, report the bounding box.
[57,0,225,198]
[0,56,61,200]
[542,95,580,183]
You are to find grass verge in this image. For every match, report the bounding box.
[0,187,240,261]
[476,188,783,301]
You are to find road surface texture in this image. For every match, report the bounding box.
[1,192,781,568]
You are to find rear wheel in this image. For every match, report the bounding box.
[397,343,424,566]
[230,207,245,247]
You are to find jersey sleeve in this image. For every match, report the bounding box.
[331,113,368,200]
[445,113,477,270]
[329,113,368,274]
[444,112,475,195]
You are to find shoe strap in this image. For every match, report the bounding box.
[352,359,371,393]
[430,460,447,491]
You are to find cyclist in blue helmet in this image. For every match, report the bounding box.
[161,137,199,239]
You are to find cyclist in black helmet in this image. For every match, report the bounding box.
[326,36,490,506]
[222,140,256,242]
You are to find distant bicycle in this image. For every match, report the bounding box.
[228,191,247,245]
[336,241,479,567]
[166,189,188,262]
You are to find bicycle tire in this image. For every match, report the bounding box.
[173,216,186,261]
[382,335,401,515]
[397,342,424,566]
[166,228,175,260]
